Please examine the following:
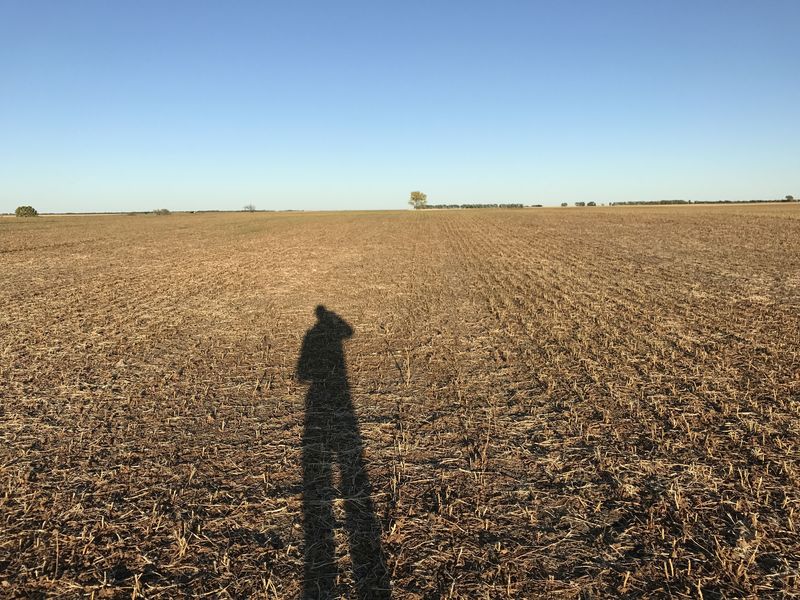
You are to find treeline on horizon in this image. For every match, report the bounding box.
[414,198,798,210]
[609,198,797,206]
[416,203,537,209]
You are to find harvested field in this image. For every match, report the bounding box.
[1,205,799,598]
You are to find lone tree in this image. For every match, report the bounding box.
[409,191,428,209]
[243,204,256,212]
[15,205,38,217]
[786,195,795,202]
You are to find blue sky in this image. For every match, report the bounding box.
[1,0,798,212]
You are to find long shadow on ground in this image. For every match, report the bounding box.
[297,305,391,599]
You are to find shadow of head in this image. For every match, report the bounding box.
[297,305,354,383]
[313,304,354,340]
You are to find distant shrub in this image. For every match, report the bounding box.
[409,191,428,209]
[574,202,586,207]
[152,208,171,215]
[587,201,597,207]
[560,203,568,207]
[15,205,38,217]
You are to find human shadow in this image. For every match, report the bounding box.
[297,305,391,599]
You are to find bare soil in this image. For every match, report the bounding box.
[1,206,799,598]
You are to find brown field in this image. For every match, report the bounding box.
[1,205,799,598]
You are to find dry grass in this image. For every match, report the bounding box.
[1,205,799,598]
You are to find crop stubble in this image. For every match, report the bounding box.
[1,206,799,598]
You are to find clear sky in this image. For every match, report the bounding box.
[1,0,798,212]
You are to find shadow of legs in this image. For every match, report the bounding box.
[302,430,336,599]
[340,441,391,600]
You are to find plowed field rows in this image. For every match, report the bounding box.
[1,206,799,598]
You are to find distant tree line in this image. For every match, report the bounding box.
[610,197,797,206]
[409,191,539,210]
[416,203,527,210]
[611,199,690,205]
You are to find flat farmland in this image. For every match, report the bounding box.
[1,206,799,598]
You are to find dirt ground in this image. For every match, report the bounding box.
[1,206,799,598]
